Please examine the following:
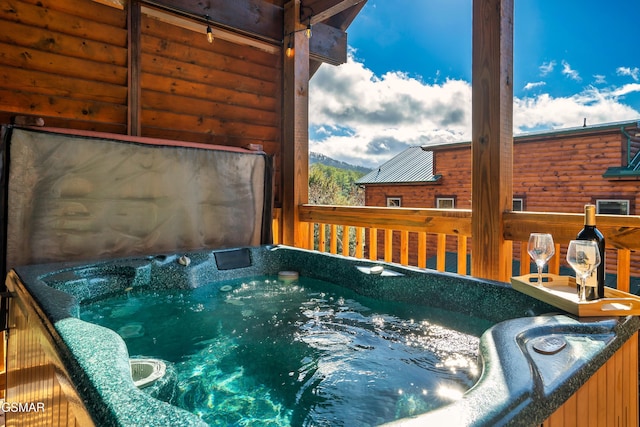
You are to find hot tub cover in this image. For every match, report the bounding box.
[0,126,273,272]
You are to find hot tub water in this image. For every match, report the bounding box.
[79,276,492,426]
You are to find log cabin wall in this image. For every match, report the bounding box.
[364,123,640,277]
[0,0,129,132]
[514,126,637,214]
[0,0,283,203]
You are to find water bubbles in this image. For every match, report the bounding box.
[372,315,385,329]
[190,303,205,312]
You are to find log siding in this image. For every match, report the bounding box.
[364,123,640,276]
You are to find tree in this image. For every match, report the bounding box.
[308,163,365,255]
[308,163,364,206]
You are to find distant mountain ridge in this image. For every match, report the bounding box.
[309,152,371,174]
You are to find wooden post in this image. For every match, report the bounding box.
[471,0,514,281]
[282,0,310,246]
[127,0,141,136]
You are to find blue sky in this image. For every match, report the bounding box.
[309,0,640,168]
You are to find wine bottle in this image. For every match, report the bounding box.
[576,204,605,300]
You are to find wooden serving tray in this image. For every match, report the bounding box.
[511,274,640,317]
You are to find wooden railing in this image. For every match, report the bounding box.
[273,205,640,293]
[297,205,472,273]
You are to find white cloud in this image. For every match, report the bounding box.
[309,56,640,168]
[617,67,640,81]
[539,61,556,76]
[309,56,471,167]
[513,87,639,132]
[561,60,581,81]
[611,83,640,97]
[523,81,546,91]
[593,74,606,84]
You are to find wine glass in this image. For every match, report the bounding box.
[566,240,601,302]
[527,233,555,285]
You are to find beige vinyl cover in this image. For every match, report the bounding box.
[4,127,270,270]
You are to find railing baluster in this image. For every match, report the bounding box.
[519,242,529,275]
[436,234,446,272]
[548,243,560,275]
[308,223,315,250]
[318,224,326,252]
[384,229,393,262]
[504,240,513,279]
[400,230,409,265]
[457,236,467,275]
[330,224,338,254]
[418,232,427,269]
[355,227,364,259]
[342,225,351,257]
[369,228,377,261]
[617,249,631,292]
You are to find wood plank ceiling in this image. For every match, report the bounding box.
[98,0,366,74]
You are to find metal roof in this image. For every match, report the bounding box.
[358,119,640,185]
[355,147,440,185]
[515,119,640,139]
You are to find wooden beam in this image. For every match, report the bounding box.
[127,0,141,136]
[145,0,283,43]
[302,0,366,24]
[323,0,367,31]
[471,0,514,281]
[282,0,310,246]
[309,22,347,66]
[141,6,279,54]
[143,2,347,66]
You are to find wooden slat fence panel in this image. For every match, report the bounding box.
[541,332,638,427]
[5,271,94,427]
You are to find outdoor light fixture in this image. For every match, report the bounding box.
[205,15,214,43]
[283,5,314,59]
[285,36,295,58]
[305,17,312,39]
[301,3,313,38]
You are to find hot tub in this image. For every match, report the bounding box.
[5,245,639,426]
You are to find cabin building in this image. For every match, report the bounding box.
[356,120,640,283]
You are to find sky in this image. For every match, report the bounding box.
[308,0,640,169]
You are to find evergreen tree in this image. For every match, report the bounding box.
[308,163,364,206]
[308,163,365,256]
